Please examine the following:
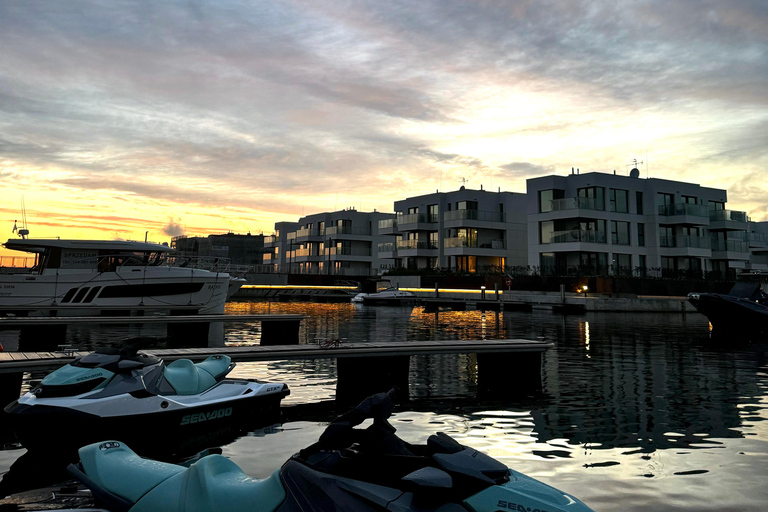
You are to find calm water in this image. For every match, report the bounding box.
[1,300,767,512]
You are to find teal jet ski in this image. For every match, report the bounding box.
[4,341,289,451]
[68,389,595,512]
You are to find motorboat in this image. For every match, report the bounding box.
[688,271,768,335]
[0,238,246,316]
[68,389,594,512]
[351,287,417,305]
[3,341,289,451]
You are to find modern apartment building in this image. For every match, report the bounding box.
[379,186,528,272]
[171,232,266,267]
[527,168,756,276]
[263,209,396,276]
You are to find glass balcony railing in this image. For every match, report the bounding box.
[325,247,372,257]
[657,203,709,217]
[660,236,711,249]
[378,219,397,229]
[550,229,607,244]
[550,197,603,211]
[443,210,505,222]
[396,240,437,250]
[709,209,749,222]
[444,238,506,249]
[325,226,371,236]
[377,242,397,252]
[711,239,749,252]
[295,227,321,238]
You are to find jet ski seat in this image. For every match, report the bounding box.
[164,355,232,395]
[72,441,285,512]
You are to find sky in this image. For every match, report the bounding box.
[1,0,766,256]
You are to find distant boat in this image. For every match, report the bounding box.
[351,286,417,305]
[0,238,245,316]
[687,272,768,335]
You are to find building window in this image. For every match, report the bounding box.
[427,204,439,222]
[457,201,478,210]
[682,195,697,205]
[637,223,645,246]
[709,200,725,211]
[578,187,605,211]
[609,189,629,213]
[659,226,675,247]
[610,221,630,245]
[540,253,556,275]
[540,221,554,244]
[408,206,418,214]
[538,189,565,213]
[429,232,438,249]
[657,193,674,206]
[613,253,632,276]
[638,255,647,277]
[636,191,643,215]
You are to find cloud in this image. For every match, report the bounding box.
[500,162,557,178]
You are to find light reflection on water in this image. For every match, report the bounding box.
[1,300,767,512]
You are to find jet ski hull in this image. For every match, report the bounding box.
[4,381,289,452]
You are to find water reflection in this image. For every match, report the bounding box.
[1,301,767,512]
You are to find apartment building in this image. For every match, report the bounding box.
[526,168,755,277]
[171,232,266,267]
[379,186,528,272]
[263,209,395,276]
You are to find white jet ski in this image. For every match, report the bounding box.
[4,341,289,451]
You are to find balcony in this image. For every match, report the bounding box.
[378,218,398,235]
[550,229,607,244]
[396,212,438,231]
[396,240,437,250]
[325,247,373,258]
[659,236,712,256]
[443,209,505,226]
[550,197,604,212]
[294,227,323,241]
[377,242,397,258]
[325,225,371,236]
[709,209,749,231]
[747,232,768,249]
[712,239,749,253]
[657,203,709,224]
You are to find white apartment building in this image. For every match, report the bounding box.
[379,186,528,272]
[263,209,395,276]
[526,168,757,277]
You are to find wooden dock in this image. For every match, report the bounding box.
[0,314,305,326]
[0,339,552,373]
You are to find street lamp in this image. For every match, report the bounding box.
[481,285,486,300]
[582,285,588,298]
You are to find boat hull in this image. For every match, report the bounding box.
[687,292,768,334]
[0,269,237,316]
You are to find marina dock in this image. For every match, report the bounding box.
[0,338,552,403]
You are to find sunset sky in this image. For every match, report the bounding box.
[1,0,766,257]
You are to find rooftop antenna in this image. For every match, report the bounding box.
[459,177,468,188]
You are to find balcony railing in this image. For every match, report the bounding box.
[711,239,749,253]
[325,226,371,236]
[295,227,321,238]
[326,247,372,257]
[709,209,749,222]
[444,237,506,249]
[396,240,437,250]
[378,219,397,229]
[550,229,607,244]
[377,242,397,253]
[660,236,711,249]
[550,197,603,212]
[657,203,709,217]
[443,210,505,223]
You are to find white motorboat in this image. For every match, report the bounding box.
[351,286,417,305]
[0,238,245,316]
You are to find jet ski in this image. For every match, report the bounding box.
[4,340,289,451]
[68,389,595,512]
